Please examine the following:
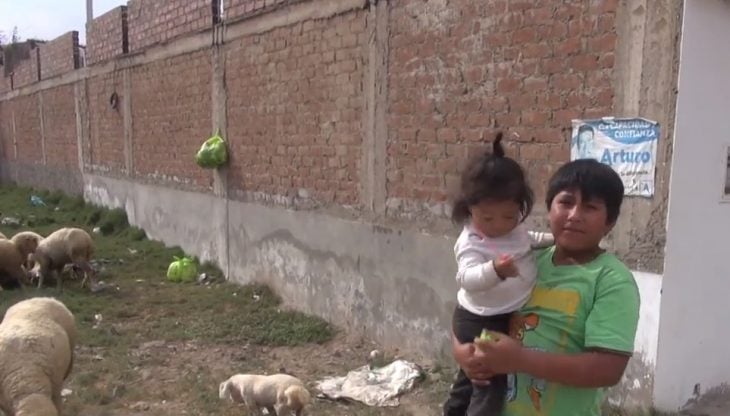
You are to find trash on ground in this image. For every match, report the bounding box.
[316,359,422,407]
[30,195,46,207]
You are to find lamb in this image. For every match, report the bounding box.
[0,297,76,416]
[29,227,97,291]
[0,239,29,290]
[10,231,44,270]
[219,373,311,416]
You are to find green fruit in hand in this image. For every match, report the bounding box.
[478,329,494,342]
[480,329,492,341]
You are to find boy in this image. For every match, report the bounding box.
[451,159,641,416]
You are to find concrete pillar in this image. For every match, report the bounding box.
[361,0,388,214]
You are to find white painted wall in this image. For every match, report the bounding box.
[606,271,662,411]
[634,272,661,368]
[654,0,730,410]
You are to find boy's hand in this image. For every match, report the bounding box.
[494,255,519,279]
[473,332,525,374]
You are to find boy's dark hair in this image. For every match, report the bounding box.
[545,159,624,224]
[451,132,534,224]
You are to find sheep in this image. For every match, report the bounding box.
[219,373,311,416]
[0,297,76,416]
[0,239,29,290]
[29,227,97,291]
[0,232,6,239]
[10,231,44,271]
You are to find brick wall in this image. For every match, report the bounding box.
[0,0,668,222]
[0,70,9,93]
[42,85,78,168]
[127,0,212,53]
[226,12,366,206]
[39,31,80,79]
[130,50,213,187]
[12,94,42,164]
[0,100,13,160]
[88,73,125,171]
[12,48,40,88]
[386,0,617,217]
[225,0,288,21]
[86,6,128,65]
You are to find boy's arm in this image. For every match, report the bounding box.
[527,230,554,249]
[515,349,630,387]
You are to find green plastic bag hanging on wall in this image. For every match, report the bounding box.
[195,130,228,169]
[166,256,198,283]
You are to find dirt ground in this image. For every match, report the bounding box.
[0,186,451,415]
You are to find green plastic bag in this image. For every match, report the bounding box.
[166,256,198,283]
[195,130,228,169]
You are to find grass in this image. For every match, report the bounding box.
[0,184,335,349]
[0,184,341,415]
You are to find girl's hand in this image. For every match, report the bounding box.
[495,255,519,279]
[474,332,525,374]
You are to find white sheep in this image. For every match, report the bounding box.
[0,239,29,290]
[0,232,6,239]
[219,373,311,416]
[0,297,76,416]
[29,227,97,291]
[10,231,44,271]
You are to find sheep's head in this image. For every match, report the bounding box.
[219,380,232,400]
[27,253,42,280]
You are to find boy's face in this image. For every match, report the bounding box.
[548,189,613,252]
[469,199,521,238]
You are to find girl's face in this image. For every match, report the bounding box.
[549,189,613,254]
[469,199,521,238]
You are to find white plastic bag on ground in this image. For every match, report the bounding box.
[316,359,422,407]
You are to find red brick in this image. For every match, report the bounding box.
[509,94,536,111]
[589,33,617,53]
[599,53,615,69]
[555,37,583,56]
[524,77,548,92]
[512,28,536,44]
[551,73,583,90]
[553,109,582,125]
[437,128,458,143]
[595,88,614,107]
[497,78,522,94]
[571,54,600,71]
[521,111,550,127]
[522,43,552,59]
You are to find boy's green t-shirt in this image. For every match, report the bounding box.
[502,247,640,416]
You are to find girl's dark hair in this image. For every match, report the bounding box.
[451,132,534,224]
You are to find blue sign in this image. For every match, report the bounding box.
[571,117,659,197]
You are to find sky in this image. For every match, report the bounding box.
[0,0,127,45]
